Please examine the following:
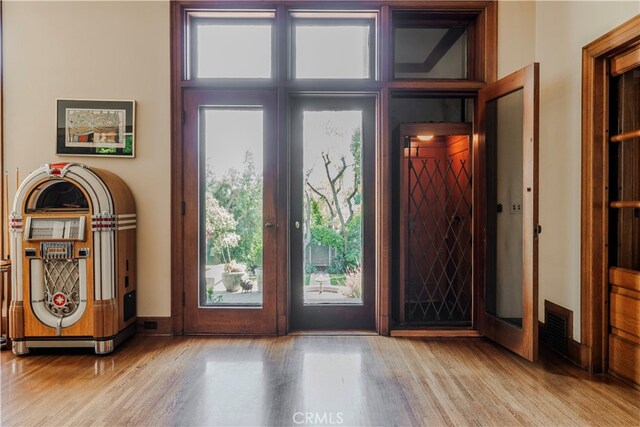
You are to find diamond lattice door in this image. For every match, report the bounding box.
[403,136,472,326]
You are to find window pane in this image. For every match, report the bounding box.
[394,27,468,79]
[294,24,371,79]
[302,110,363,305]
[201,109,264,307]
[195,23,272,78]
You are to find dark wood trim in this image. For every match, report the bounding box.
[378,87,391,335]
[170,1,498,335]
[580,14,640,373]
[136,317,173,336]
[170,1,185,336]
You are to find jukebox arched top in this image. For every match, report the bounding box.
[13,162,134,219]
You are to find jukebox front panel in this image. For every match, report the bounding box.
[22,212,95,338]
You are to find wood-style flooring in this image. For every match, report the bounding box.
[1,336,639,426]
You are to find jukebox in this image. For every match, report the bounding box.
[9,163,136,355]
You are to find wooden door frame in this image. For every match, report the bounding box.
[170,1,497,336]
[580,15,640,373]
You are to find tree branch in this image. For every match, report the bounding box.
[306,181,335,218]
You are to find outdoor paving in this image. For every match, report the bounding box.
[204,264,361,306]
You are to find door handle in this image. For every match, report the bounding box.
[294,221,300,229]
[264,222,274,228]
[534,224,542,238]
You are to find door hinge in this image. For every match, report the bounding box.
[182,201,186,216]
[182,290,186,306]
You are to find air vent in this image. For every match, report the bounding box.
[545,310,568,356]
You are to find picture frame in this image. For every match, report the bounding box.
[56,99,135,158]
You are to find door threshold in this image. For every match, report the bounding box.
[288,330,378,336]
[390,329,481,338]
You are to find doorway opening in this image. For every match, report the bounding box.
[398,123,473,327]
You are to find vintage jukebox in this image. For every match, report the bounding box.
[9,163,136,355]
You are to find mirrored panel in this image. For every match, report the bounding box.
[485,89,524,327]
[200,108,264,307]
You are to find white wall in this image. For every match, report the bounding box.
[2,1,171,316]
[499,0,639,340]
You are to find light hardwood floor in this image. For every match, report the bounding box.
[1,336,639,426]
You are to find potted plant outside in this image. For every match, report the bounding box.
[222,260,245,292]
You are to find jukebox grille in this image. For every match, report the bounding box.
[44,259,80,317]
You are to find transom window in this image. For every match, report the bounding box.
[188,10,275,80]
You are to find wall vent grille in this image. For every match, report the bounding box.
[545,310,568,357]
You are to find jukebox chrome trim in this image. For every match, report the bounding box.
[30,258,88,330]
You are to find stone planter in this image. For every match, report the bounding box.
[222,271,244,292]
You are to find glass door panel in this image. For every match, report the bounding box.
[290,97,375,330]
[302,110,363,305]
[201,108,264,307]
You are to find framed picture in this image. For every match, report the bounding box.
[56,99,135,158]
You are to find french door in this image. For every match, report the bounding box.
[182,90,277,334]
[476,63,540,361]
[289,96,376,330]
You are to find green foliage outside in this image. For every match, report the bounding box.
[203,125,362,294]
[305,127,362,276]
[205,152,263,270]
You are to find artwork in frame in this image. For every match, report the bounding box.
[56,99,135,157]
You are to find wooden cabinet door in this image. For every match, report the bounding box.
[475,63,539,361]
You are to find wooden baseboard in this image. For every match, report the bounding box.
[390,329,481,338]
[136,317,172,336]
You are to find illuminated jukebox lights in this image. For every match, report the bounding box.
[9,163,137,355]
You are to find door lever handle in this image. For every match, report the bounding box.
[264,222,274,228]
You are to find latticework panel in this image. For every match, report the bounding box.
[405,154,472,325]
[44,259,80,317]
